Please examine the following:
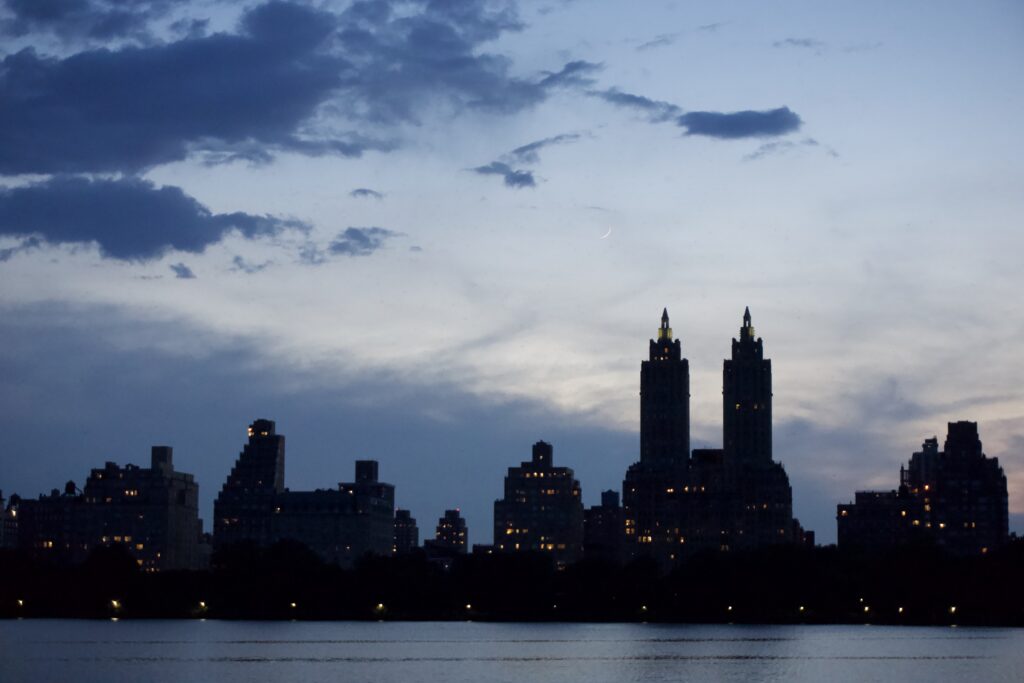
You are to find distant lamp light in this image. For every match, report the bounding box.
[110,599,121,611]
[727,605,733,612]
[17,599,24,607]
[898,607,904,614]
[640,605,648,612]
[863,606,870,613]
[198,601,207,610]
[290,602,297,609]
[949,606,957,615]
[798,605,805,612]
[465,604,472,610]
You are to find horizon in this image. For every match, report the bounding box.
[1,0,1022,546]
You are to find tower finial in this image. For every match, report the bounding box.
[743,306,751,324]
[658,308,672,341]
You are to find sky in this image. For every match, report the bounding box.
[1,0,1022,545]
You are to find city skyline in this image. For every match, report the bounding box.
[1,1,1022,544]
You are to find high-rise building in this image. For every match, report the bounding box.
[839,421,1008,555]
[393,509,419,555]
[494,441,584,568]
[623,309,798,567]
[623,309,691,564]
[724,307,772,466]
[10,447,204,570]
[213,419,395,567]
[641,308,690,465]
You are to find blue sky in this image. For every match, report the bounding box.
[1,0,1022,544]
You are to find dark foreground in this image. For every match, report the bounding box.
[2,541,1023,624]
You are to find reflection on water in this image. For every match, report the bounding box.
[2,621,1021,683]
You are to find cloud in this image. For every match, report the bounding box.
[0,1,588,176]
[773,37,826,50]
[333,2,597,124]
[473,132,581,189]
[697,22,726,33]
[636,33,678,51]
[472,161,535,188]
[328,226,399,257]
[0,175,307,261]
[350,188,384,199]
[589,87,682,123]
[169,262,195,279]
[508,133,581,163]
[0,0,176,42]
[231,255,271,274]
[0,2,352,174]
[744,137,838,161]
[0,235,41,262]
[678,106,802,139]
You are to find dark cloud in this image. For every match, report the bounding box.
[508,133,581,163]
[774,37,826,50]
[472,161,535,188]
[169,262,195,279]
[0,1,593,175]
[0,175,307,261]
[536,59,602,89]
[332,2,596,123]
[473,132,580,189]
[0,2,352,174]
[678,106,802,139]
[589,87,682,123]
[1,0,177,42]
[328,226,399,257]
[350,188,384,199]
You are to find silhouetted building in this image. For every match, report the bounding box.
[494,441,584,568]
[429,509,468,553]
[213,419,395,567]
[423,509,467,569]
[0,491,17,549]
[584,490,627,564]
[11,447,204,570]
[623,309,797,567]
[839,421,1008,555]
[393,509,419,555]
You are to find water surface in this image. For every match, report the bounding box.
[2,620,1020,683]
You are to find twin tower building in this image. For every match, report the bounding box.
[622,308,804,565]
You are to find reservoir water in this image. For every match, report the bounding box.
[1,620,1021,682]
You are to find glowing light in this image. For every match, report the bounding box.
[727,605,733,612]
[898,607,904,614]
[290,602,297,609]
[863,606,870,613]
[949,606,957,614]
[17,599,24,607]
[198,601,206,609]
[465,604,472,610]
[799,606,805,612]
[110,600,121,610]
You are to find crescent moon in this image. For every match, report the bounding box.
[599,227,613,239]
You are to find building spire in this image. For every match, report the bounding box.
[658,308,672,340]
[741,306,755,340]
